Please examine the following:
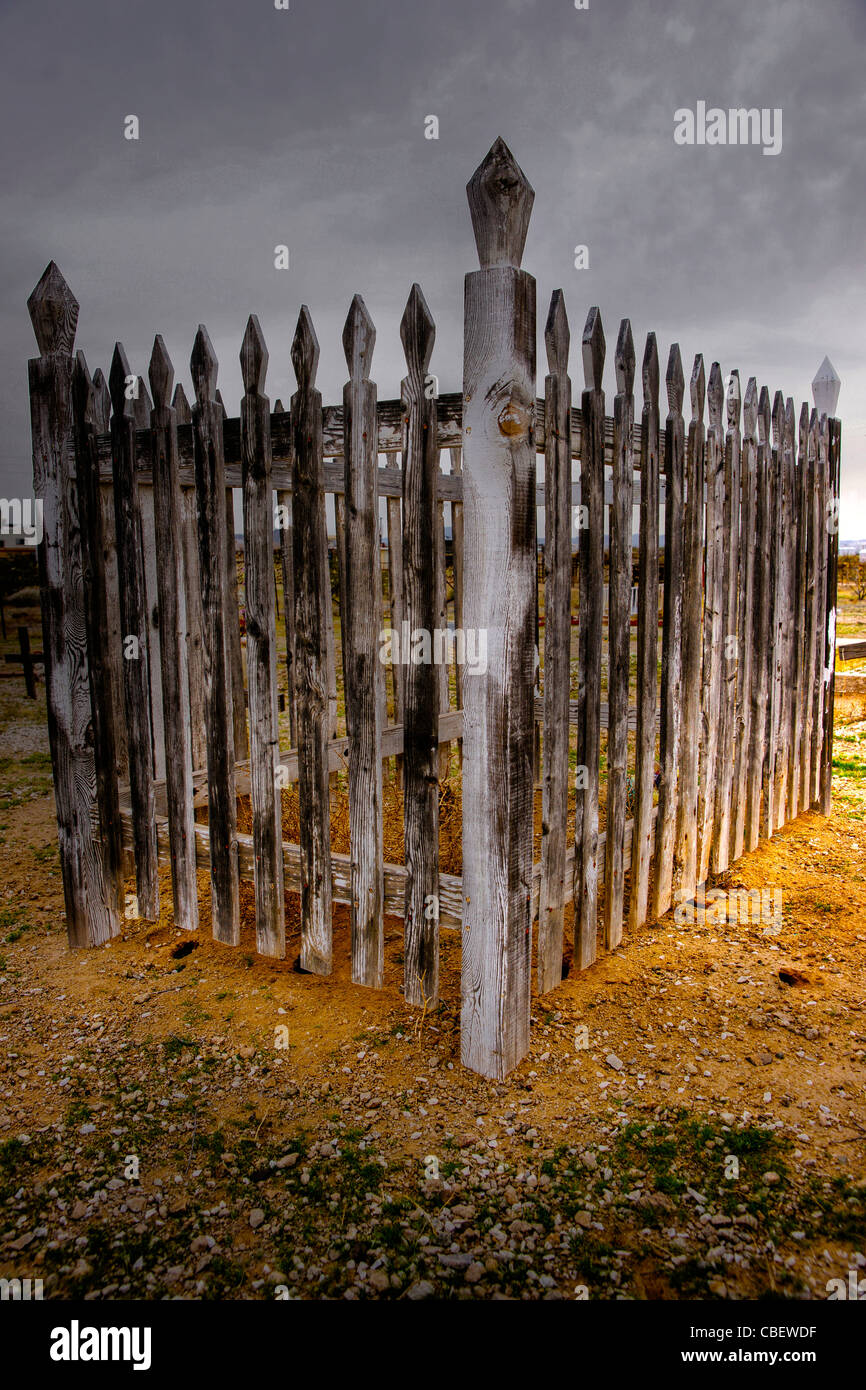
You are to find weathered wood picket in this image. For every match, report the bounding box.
[27,139,842,1080]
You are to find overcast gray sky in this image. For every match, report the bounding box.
[2,0,864,531]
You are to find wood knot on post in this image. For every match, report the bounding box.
[497,395,529,437]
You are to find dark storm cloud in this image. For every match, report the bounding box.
[1,0,863,526]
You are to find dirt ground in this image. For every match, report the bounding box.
[0,563,864,1301]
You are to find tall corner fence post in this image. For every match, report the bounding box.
[26,262,119,947]
[460,138,536,1079]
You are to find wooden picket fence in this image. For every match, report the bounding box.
[27,137,841,1079]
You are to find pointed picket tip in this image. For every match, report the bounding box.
[743,377,758,438]
[273,398,285,415]
[109,342,134,418]
[133,377,151,429]
[148,336,175,413]
[757,386,771,444]
[582,307,605,393]
[642,332,659,405]
[799,400,810,437]
[544,289,570,377]
[191,326,218,405]
[812,354,841,417]
[665,343,684,415]
[291,305,320,392]
[707,363,724,430]
[72,349,94,425]
[215,388,228,419]
[240,314,269,396]
[467,136,535,270]
[726,369,741,431]
[342,294,376,379]
[400,283,436,379]
[809,405,819,435]
[614,319,635,397]
[771,389,785,447]
[690,354,706,423]
[172,382,192,425]
[785,396,796,446]
[91,368,111,433]
[27,261,79,356]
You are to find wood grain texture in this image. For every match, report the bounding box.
[225,491,248,761]
[240,316,285,959]
[109,342,159,921]
[673,354,706,903]
[772,391,795,828]
[69,351,124,934]
[731,379,758,859]
[782,399,798,823]
[343,295,384,989]
[434,469,451,780]
[628,333,659,933]
[573,308,605,970]
[29,267,113,947]
[450,446,465,723]
[539,290,572,989]
[711,371,741,871]
[400,284,440,1005]
[173,386,207,771]
[148,337,199,932]
[790,402,810,817]
[138,484,166,785]
[604,318,634,948]
[461,138,536,1077]
[697,364,725,882]
[745,388,772,850]
[820,418,841,814]
[652,344,685,917]
[809,414,830,807]
[386,489,404,779]
[191,326,240,945]
[93,366,128,781]
[290,307,333,974]
[277,489,297,747]
[802,410,821,812]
